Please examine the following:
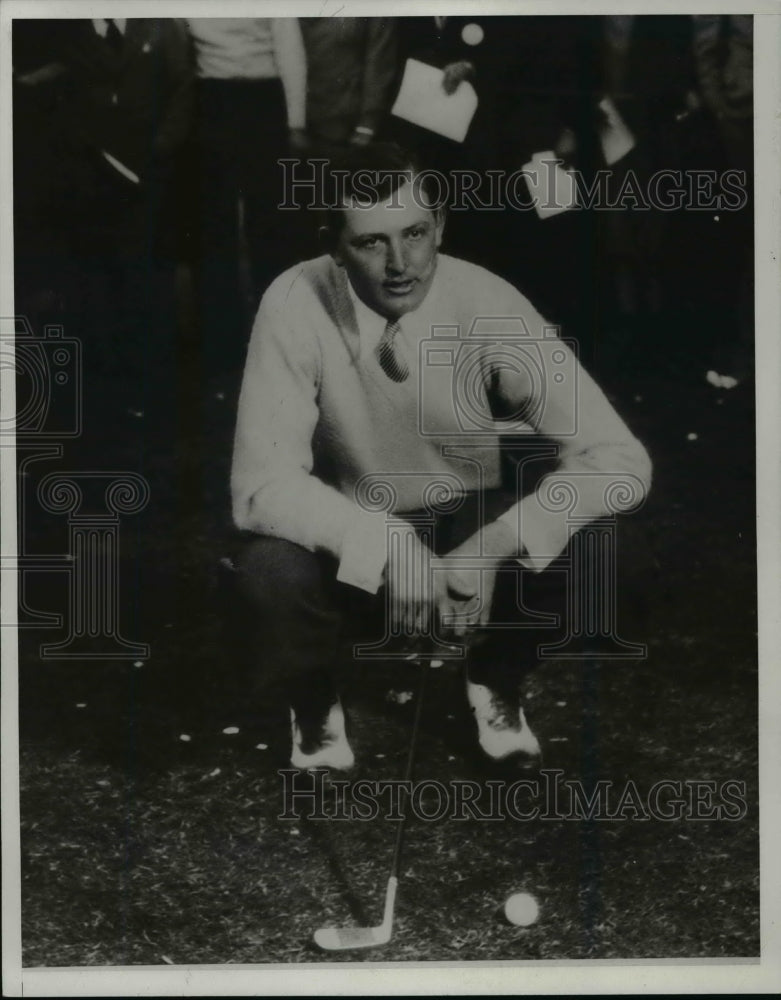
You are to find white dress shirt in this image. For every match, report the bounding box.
[92,18,126,38]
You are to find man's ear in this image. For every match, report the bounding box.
[319,225,344,266]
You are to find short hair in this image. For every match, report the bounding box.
[321,142,444,237]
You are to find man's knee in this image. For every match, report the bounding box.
[232,535,332,614]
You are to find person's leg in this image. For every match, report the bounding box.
[464,556,567,761]
[116,171,179,428]
[232,535,356,768]
[194,80,245,376]
[240,79,300,309]
[434,489,563,761]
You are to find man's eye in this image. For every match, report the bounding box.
[359,238,379,249]
[407,228,424,240]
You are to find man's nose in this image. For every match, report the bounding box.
[385,240,406,275]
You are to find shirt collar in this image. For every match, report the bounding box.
[346,280,388,344]
[345,265,440,342]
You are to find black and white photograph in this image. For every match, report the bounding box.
[2,1,780,995]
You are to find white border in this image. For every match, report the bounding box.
[2,1,780,995]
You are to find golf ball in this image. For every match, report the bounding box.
[504,892,539,926]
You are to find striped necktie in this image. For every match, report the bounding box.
[376,319,409,383]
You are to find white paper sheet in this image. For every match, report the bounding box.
[523,151,578,219]
[391,58,478,144]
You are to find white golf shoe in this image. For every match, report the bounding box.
[466,680,541,762]
[290,699,355,771]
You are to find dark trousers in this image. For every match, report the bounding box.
[194,78,301,373]
[232,491,567,719]
[29,147,180,432]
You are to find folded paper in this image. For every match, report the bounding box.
[391,58,478,143]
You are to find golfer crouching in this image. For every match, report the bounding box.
[230,143,652,770]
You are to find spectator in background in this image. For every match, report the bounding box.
[692,14,753,384]
[390,14,521,178]
[479,15,603,342]
[603,14,696,144]
[600,14,698,366]
[12,20,69,330]
[691,14,752,173]
[15,18,193,420]
[388,14,528,276]
[604,15,694,318]
[187,18,307,375]
[299,17,397,156]
[390,15,602,327]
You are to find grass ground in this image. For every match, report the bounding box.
[17,321,758,965]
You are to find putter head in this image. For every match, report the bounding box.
[313,923,391,951]
[313,876,397,952]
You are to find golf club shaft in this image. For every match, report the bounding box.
[389,657,429,880]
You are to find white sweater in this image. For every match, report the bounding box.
[232,254,652,590]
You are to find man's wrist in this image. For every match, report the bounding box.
[480,519,522,561]
[446,520,523,568]
[336,510,388,593]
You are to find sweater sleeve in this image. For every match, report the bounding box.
[232,276,351,552]
[231,274,396,590]
[486,292,652,570]
[271,17,307,129]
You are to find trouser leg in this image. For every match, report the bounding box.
[425,489,566,691]
[231,534,387,738]
[232,534,387,768]
[238,79,296,305]
[231,536,345,716]
[195,80,245,374]
[232,496,570,763]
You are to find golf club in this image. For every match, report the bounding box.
[313,656,432,951]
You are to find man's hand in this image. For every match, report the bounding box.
[383,524,439,637]
[349,127,374,147]
[288,127,310,154]
[435,520,519,639]
[441,60,475,95]
[553,127,578,168]
[435,560,496,639]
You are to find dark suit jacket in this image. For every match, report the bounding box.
[50,18,193,185]
[396,15,602,167]
[300,17,397,143]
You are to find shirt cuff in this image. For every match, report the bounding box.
[336,511,389,594]
[497,497,570,574]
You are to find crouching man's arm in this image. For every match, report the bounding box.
[232,287,353,557]
[231,281,437,631]
[440,300,652,631]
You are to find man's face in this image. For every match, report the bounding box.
[331,180,444,319]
